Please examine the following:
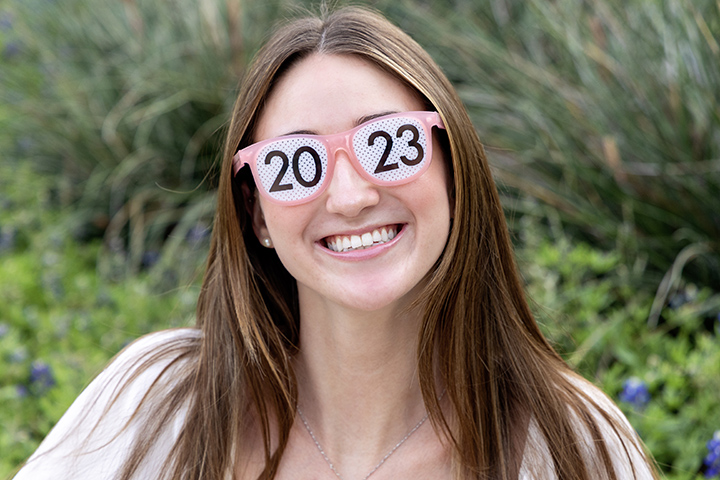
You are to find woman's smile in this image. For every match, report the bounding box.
[323,224,400,252]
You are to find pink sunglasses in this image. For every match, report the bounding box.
[233,111,445,205]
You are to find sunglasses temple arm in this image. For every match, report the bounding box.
[232,151,250,176]
[431,112,446,130]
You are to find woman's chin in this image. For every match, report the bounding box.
[299,277,426,316]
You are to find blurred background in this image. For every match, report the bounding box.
[0,0,719,477]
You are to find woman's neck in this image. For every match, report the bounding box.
[292,291,431,474]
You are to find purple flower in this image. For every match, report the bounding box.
[705,431,720,478]
[29,360,55,393]
[619,377,650,409]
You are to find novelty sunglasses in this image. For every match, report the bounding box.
[233,111,445,205]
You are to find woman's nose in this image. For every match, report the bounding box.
[324,150,380,217]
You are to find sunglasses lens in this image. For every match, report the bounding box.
[255,138,328,203]
[352,116,429,184]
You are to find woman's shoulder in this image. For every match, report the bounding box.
[116,327,202,364]
[106,327,202,380]
[77,327,202,414]
[520,372,657,480]
[13,327,202,480]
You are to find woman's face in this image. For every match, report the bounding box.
[251,54,452,313]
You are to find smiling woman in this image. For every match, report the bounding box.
[14,5,661,480]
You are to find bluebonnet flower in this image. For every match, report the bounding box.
[29,360,56,394]
[619,377,650,409]
[0,322,8,338]
[705,431,720,478]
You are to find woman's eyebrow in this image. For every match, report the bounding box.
[280,111,400,137]
[356,110,398,126]
[282,129,316,136]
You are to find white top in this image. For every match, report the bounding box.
[14,328,655,479]
[14,329,197,480]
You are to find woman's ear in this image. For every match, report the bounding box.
[241,184,274,248]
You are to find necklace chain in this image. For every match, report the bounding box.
[297,391,445,480]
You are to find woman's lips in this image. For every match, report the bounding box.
[324,224,400,252]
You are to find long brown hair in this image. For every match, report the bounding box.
[110,6,660,479]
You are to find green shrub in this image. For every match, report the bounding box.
[0,161,197,476]
[390,0,720,289]
[515,207,720,479]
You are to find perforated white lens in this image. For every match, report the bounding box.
[255,137,328,203]
[352,116,429,183]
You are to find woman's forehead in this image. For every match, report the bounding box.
[254,53,425,142]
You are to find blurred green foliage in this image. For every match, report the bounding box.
[1,0,720,478]
[396,0,720,289]
[0,161,198,475]
[1,0,278,278]
[516,207,720,478]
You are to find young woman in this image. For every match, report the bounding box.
[15,6,660,480]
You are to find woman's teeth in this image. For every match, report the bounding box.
[325,225,398,252]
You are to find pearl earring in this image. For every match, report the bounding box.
[262,237,273,248]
